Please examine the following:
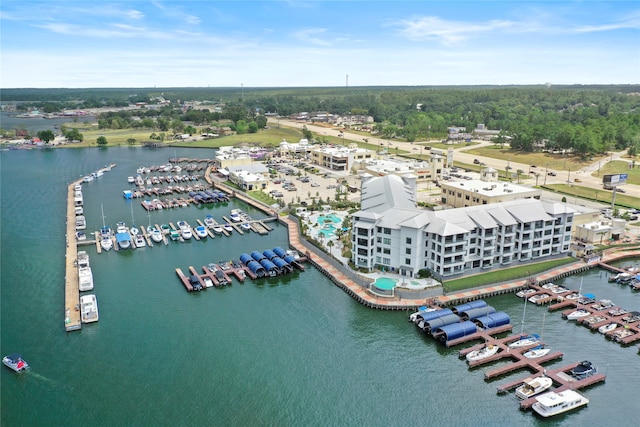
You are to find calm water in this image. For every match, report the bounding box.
[0,111,96,134]
[1,147,639,426]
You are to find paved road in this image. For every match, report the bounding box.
[271,119,640,205]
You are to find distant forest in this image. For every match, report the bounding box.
[3,85,640,156]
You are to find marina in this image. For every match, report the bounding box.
[4,146,638,426]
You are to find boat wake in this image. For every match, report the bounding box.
[26,370,74,391]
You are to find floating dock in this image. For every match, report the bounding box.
[64,179,83,331]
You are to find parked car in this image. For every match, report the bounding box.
[473,159,480,164]
[311,182,320,187]
[547,171,556,176]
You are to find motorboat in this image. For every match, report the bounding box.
[515,376,553,399]
[591,299,615,311]
[465,344,499,362]
[516,288,536,298]
[75,206,84,215]
[203,277,214,288]
[223,224,233,233]
[528,294,550,304]
[508,334,540,348]
[195,225,208,238]
[80,294,99,323]
[170,229,180,241]
[75,215,86,230]
[177,221,192,239]
[212,225,223,234]
[83,175,94,183]
[2,354,29,372]
[570,360,597,379]
[101,236,113,251]
[75,231,87,241]
[204,215,215,227]
[610,328,634,342]
[241,223,251,231]
[115,222,131,249]
[598,323,618,334]
[127,176,135,183]
[149,227,163,243]
[532,390,589,417]
[564,292,582,300]
[229,209,242,222]
[77,251,94,292]
[161,224,171,234]
[566,309,590,320]
[134,234,146,247]
[523,345,551,359]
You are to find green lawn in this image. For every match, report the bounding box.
[543,183,640,209]
[591,160,640,185]
[442,257,577,292]
[462,145,614,172]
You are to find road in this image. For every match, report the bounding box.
[270,119,640,205]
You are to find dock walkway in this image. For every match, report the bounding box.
[64,179,83,331]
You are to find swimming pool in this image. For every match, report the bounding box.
[317,214,342,225]
[373,277,398,291]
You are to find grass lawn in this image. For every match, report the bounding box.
[462,145,615,171]
[543,183,640,209]
[591,160,640,185]
[442,257,576,292]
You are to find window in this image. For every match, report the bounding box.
[405,248,411,255]
[383,238,391,245]
[406,237,412,244]
[405,258,411,265]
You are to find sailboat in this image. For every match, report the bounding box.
[509,295,540,348]
[129,203,139,236]
[100,204,113,251]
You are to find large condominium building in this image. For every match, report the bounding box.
[351,175,574,280]
[308,145,380,172]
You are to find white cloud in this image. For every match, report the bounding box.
[292,28,332,46]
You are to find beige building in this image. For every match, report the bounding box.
[441,167,541,207]
[309,145,380,172]
[354,152,444,182]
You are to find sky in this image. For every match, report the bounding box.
[1,1,639,88]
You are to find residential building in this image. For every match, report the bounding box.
[308,145,379,172]
[351,175,574,280]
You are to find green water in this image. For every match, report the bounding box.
[1,147,639,426]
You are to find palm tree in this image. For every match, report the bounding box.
[327,240,335,255]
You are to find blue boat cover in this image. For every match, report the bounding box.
[474,311,511,328]
[416,308,453,322]
[259,258,278,271]
[435,320,478,341]
[251,251,266,262]
[459,306,496,320]
[452,300,488,314]
[273,247,287,258]
[263,249,277,260]
[239,253,252,264]
[423,313,461,331]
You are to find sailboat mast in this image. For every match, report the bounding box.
[520,295,527,335]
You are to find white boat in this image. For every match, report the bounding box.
[566,309,590,320]
[515,376,553,399]
[177,221,192,239]
[149,227,163,243]
[2,354,29,372]
[134,234,146,247]
[195,225,208,238]
[75,215,86,230]
[532,390,589,417]
[223,224,233,233]
[100,206,113,251]
[75,231,87,241]
[516,288,536,298]
[409,306,438,323]
[80,294,99,323]
[466,344,499,362]
[77,252,94,292]
[523,345,551,359]
[75,206,84,215]
[229,209,242,222]
[74,184,82,192]
[508,334,540,348]
[101,236,113,251]
[203,277,214,288]
[115,222,131,249]
[83,175,94,183]
[204,215,215,227]
[212,225,223,234]
[127,176,135,183]
[241,223,251,231]
[598,322,618,334]
[528,294,550,304]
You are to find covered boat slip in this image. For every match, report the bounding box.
[433,320,478,342]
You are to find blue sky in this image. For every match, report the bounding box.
[1,1,638,88]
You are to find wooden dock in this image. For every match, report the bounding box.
[64,179,82,331]
[175,268,193,291]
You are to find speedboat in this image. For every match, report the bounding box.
[127,176,135,183]
[528,294,550,304]
[75,215,86,230]
[532,390,589,417]
[523,345,551,359]
[570,360,597,379]
[195,225,208,238]
[203,277,214,288]
[516,288,536,298]
[77,252,94,292]
[465,344,499,362]
[229,209,242,222]
[101,236,113,251]
[115,222,131,249]
[223,224,233,233]
[566,308,590,320]
[75,231,87,241]
[241,223,251,231]
[149,227,163,243]
[83,175,94,183]
[212,225,223,234]
[177,221,192,239]
[80,294,99,323]
[515,376,553,399]
[204,215,215,227]
[2,354,29,372]
[170,230,180,241]
[134,234,146,247]
[598,323,618,334]
[508,334,540,348]
[564,292,582,300]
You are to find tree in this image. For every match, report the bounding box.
[65,128,83,142]
[247,121,259,133]
[96,136,108,146]
[256,115,268,129]
[127,138,136,145]
[302,125,313,141]
[236,120,248,134]
[327,240,335,255]
[37,129,55,143]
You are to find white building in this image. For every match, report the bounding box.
[351,175,574,280]
[355,153,444,182]
[309,145,379,172]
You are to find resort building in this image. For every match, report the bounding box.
[440,167,542,207]
[214,146,268,169]
[351,175,574,280]
[308,145,380,172]
[226,163,270,191]
[278,138,312,156]
[354,153,444,182]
